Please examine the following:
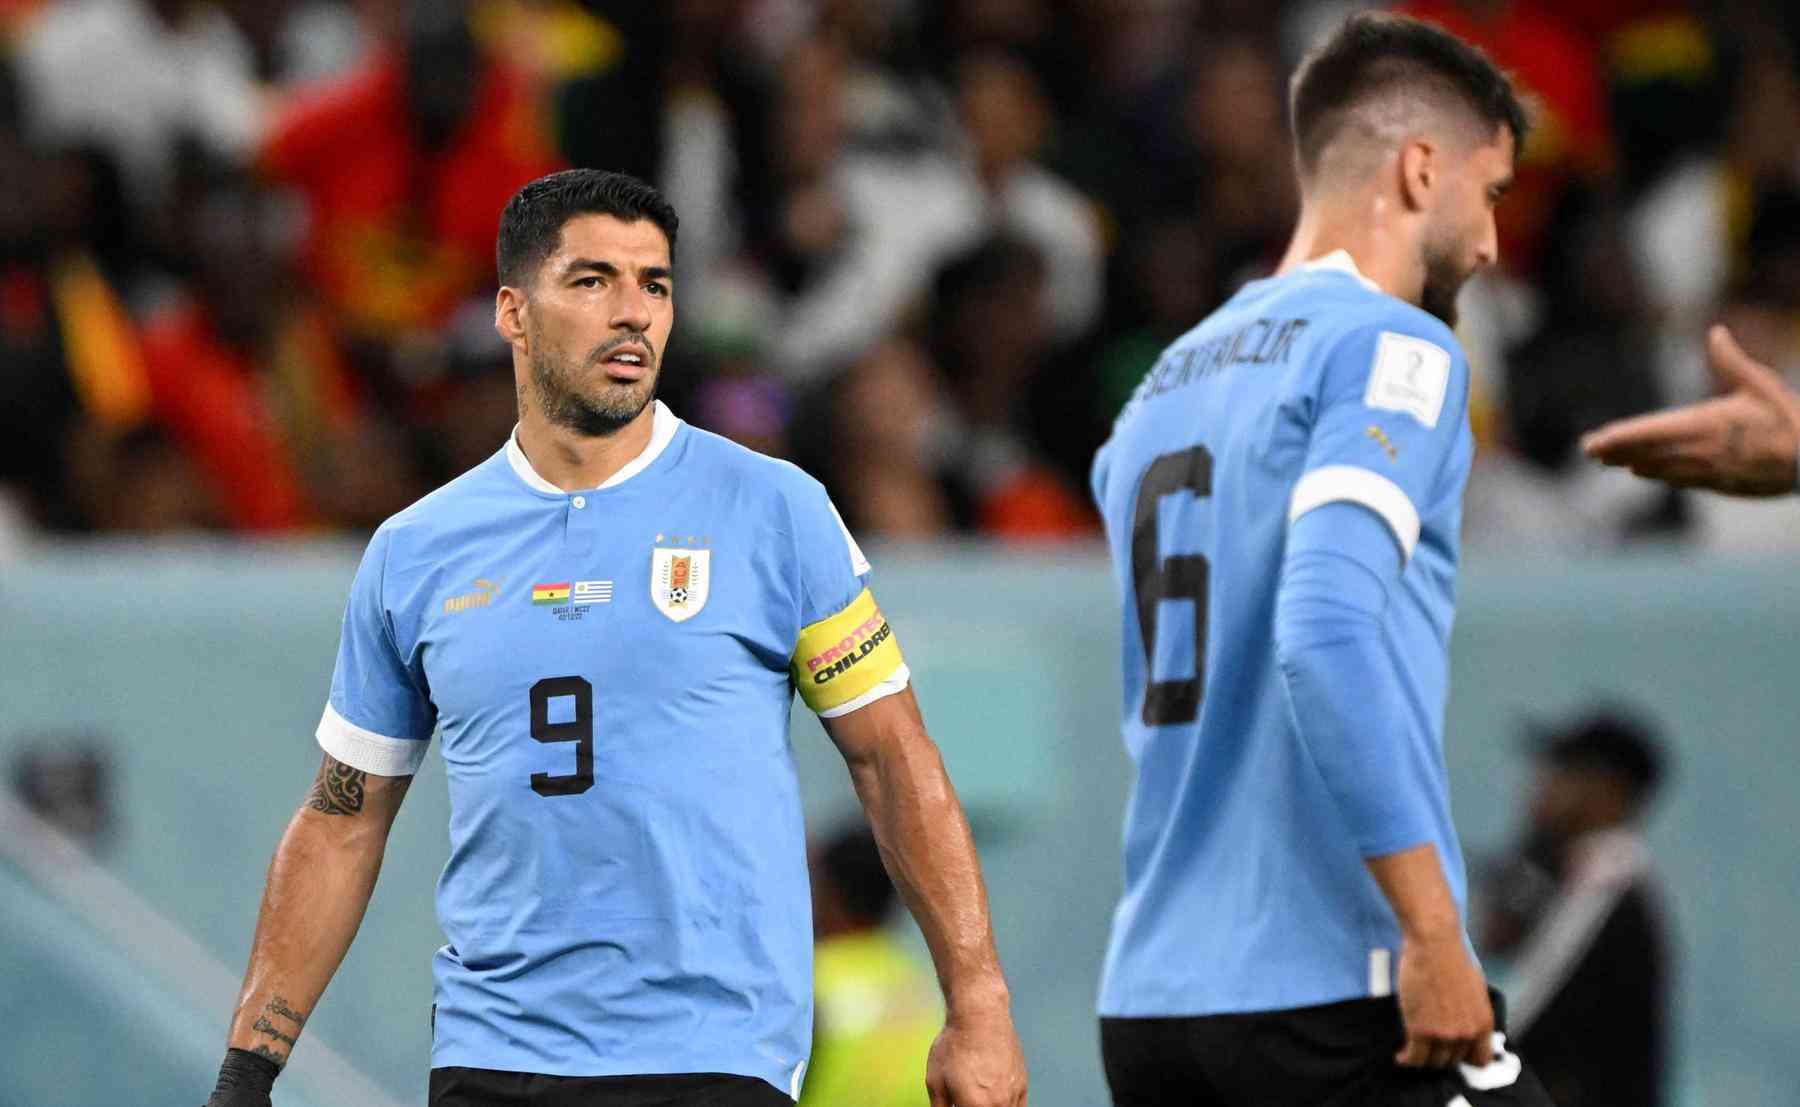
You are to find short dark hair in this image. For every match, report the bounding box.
[496,168,679,288]
[1531,708,1667,811]
[1289,12,1529,176]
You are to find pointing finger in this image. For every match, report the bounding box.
[1583,406,1718,461]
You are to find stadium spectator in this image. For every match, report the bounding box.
[14,0,264,207]
[217,0,368,85]
[257,0,562,348]
[1178,35,1298,284]
[0,0,1789,546]
[0,68,156,531]
[1477,709,1673,1107]
[1462,183,1686,549]
[801,824,940,1107]
[140,160,422,532]
[1089,216,1221,419]
[824,235,1095,540]
[63,421,220,531]
[744,34,982,383]
[950,49,1104,341]
[926,236,1096,538]
[827,338,958,538]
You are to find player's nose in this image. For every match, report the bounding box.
[1474,212,1500,269]
[609,285,654,333]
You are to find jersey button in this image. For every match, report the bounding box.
[572,496,587,509]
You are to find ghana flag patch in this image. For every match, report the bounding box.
[532,582,571,605]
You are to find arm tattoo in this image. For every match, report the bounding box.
[249,1044,288,1069]
[264,995,308,1027]
[305,756,367,815]
[252,1015,298,1048]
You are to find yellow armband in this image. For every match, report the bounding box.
[793,588,906,714]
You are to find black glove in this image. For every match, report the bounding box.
[203,1047,279,1106]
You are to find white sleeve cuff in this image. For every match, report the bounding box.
[828,499,873,577]
[816,663,912,719]
[316,703,432,776]
[1289,464,1422,561]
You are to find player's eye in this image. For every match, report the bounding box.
[575,276,602,288]
[645,281,668,298]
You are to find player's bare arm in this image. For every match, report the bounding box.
[822,686,1029,1107]
[1582,325,1800,496]
[1366,844,1494,1070]
[205,753,412,1105]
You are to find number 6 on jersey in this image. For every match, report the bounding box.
[1131,445,1213,726]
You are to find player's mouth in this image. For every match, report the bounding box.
[597,343,653,381]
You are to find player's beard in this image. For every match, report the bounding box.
[529,335,659,437]
[1419,231,1473,328]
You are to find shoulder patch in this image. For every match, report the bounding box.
[1364,331,1451,428]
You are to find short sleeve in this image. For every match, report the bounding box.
[1288,320,1471,563]
[787,482,909,718]
[316,525,436,775]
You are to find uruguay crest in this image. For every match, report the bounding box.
[650,547,710,622]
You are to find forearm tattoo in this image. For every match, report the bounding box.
[305,756,367,815]
[249,1044,287,1068]
[265,995,308,1028]
[252,1016,297,1048]
[248,994,308,1064]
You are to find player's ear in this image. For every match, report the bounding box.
[1398,139,1436,214]
[495,285,529,352]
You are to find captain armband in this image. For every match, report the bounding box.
[792,588,907,714]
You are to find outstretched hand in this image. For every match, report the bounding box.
[1582,325,1800,497]
[926,1006,1029,1107]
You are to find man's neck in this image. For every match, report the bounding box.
[1276,196,1423,305]
[514,403,657,492]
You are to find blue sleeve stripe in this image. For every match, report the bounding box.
[1289,465,1421,561]
[316,703,432,776]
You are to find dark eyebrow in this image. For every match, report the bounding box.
[561,258,674,282]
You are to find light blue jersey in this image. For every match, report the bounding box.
[317,401,910,1097]
[1091,253,1476,1017]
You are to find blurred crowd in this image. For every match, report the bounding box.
[1,0,1797,551]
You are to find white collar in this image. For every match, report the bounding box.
[1298,249,1382,293]
[505,400,682,495]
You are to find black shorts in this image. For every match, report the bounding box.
[427,1068,791,1107]
[1101,990,1556,1107]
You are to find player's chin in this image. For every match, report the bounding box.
[1420,279,1466,328]
[590,374,656,409]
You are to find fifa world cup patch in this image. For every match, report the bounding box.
[1365,331,1450,428]
[793,588,905,714]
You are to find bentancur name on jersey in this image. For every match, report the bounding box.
[1124,316,1311,417]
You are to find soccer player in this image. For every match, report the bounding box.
[203,170,1028,1107]
[1089,15,1556,1106]
[1582,324,1800,496]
